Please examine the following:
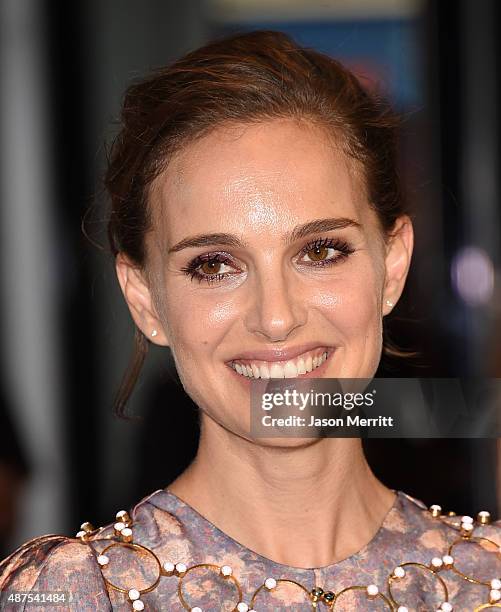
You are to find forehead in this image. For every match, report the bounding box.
[148,118,374,248]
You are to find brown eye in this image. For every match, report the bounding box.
[200,260,222,275]
[307,245,329,261]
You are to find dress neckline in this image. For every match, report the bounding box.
[145,487,405,573]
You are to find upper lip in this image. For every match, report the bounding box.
[226,342,334,363]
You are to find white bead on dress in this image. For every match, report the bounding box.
[128,589,140,601]
[490,589,501,603]
[393,566,405,579]
[431,557,444,569]
[264,577,276,590]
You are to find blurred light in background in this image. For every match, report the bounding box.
[0,0,67,549]
[452,246,495,306]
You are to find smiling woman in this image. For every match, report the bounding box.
[1,30,500,612]
[124,116,406,443]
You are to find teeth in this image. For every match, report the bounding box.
[270,363,285,378]
[284,361,298,378]
[232,349,330,379]
[297,357,306,375]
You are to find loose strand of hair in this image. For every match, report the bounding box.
[113,326,149,420]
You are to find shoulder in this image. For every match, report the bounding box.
[396,490,501,532]
[391,491,501,608]
[0,533,112,611]
[394,490,501,546]
[0,489,180,611]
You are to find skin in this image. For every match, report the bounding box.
[116,118,414,568]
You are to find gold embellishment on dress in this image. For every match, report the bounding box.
[177,564,243,610]
[75,503,501,611]
[387,561,450,610]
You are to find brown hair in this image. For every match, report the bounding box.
[105,30,409,417]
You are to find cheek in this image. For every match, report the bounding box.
[309,291,342,308]
[207,300,236,327]
[308,262,383,339]
[162,289,239,350]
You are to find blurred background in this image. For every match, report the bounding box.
[0,0,500,555]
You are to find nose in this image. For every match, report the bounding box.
[244,267,308,342]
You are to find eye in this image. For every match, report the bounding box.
[199,260,233,275]
[303,244,335,262]
[298,238,354,266]
[181,253,241,283]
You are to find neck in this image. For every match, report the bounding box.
[167,415,395,568]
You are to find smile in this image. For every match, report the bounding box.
[230,347,332,379]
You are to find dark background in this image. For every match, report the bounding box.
[0,0,499,556]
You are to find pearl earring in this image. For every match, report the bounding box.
[151,329,158,338]
[386,300,394,308]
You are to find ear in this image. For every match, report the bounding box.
[115,253,169,346]
[382,215,414,316]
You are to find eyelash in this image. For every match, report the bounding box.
[181,237,355,284]
[299,237,354,266]
[181,253,237,284]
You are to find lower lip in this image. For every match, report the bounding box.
[227,350,335,385]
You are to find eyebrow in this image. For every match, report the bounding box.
[286,217,361,244]
[167,217,361,254]
[168,233,243,253]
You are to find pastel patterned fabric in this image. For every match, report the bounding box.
[1,489,500,611]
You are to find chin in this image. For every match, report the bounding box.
[245,434,323,449]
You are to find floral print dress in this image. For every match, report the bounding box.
[1,489,500,611]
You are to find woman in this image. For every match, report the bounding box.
[1,30,499,612]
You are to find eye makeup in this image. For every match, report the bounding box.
[297,237,355,266]
[180,236,355,284]
[180,252,240,284]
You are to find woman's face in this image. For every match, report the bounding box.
[125,118,412,439]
